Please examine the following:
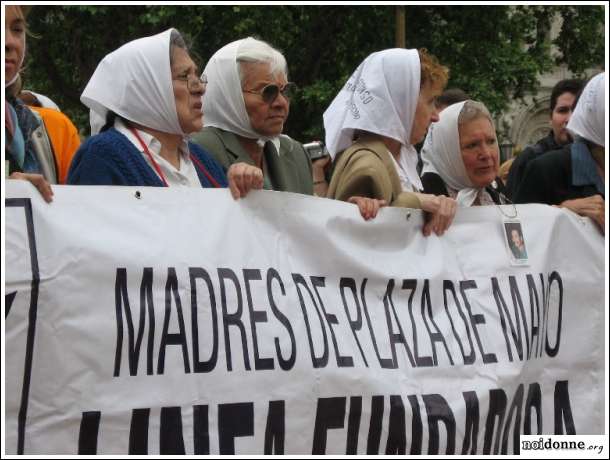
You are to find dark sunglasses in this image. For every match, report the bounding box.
[243,82,297,104]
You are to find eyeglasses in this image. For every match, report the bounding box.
[243,82,297,104]
[173,73,207,92]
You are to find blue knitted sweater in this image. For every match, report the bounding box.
[67,128,228,188]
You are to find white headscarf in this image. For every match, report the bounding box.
[567,72,605,148]
[21,91,61,111]
[81,28,184,136]
[420,101,493,207]
[202,37,281,151]
[323,48,422,191]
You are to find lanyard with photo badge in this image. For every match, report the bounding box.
[496,202,530,266]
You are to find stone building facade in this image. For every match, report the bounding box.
[497,66,601,162]
[496,15,604,162]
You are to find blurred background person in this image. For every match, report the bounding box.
[434,87,470,112]
[324,48,457,236]
[18,89,61,110]
[514,73,604,233]
[17,80,81,184]
[420,100,509,206]
[505,78,584,199]
[497,157,513,185]
[417,87,470,174]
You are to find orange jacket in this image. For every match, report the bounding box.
[30,106,81,184]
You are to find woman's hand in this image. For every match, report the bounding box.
[348,196,387,220]
[227,162,264,199]
[312,155,331,197]
[559,195,605,233]
[9,172,54,203]
[416,193,457,236]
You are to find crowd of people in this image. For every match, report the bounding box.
[5,5,606,234]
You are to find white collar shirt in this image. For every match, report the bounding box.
[115,119,201,188]
[389,149,420,192]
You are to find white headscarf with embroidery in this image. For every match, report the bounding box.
[323,48,423,191]
[567,72,605,148]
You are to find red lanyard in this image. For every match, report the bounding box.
[190,154,222,188]
[129,127,221,188]
[130,127,169,186]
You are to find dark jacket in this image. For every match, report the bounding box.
[505,131,563,199]
[68,128,227,188]
[513,140,604,205]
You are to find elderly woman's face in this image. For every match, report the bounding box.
[241,62,289,137]
[410,83,442,145]
[171,47,204,134]
[459,116,499,188]
[4,6,26,83]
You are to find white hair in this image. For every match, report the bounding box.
[458,100,494,127]
[236,37,288,86]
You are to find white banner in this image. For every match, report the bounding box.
[3,180,605,454]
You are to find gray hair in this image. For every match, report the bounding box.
[169,29,187,67]
[236,37,288,86]
[458,100,494,127]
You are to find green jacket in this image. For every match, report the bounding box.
[192,127,313,195]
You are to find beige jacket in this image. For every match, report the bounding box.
[327,137,421,208]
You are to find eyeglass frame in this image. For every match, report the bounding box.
[243,82,297,104]
[173,73,208,92]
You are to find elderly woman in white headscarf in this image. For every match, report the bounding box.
[192,37,317,195]
[324,48,457,235]
[68,28,261,198]
[420,100,510,206]
[515,73,605,232]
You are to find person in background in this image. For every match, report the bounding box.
[5,5,55,201]
[505,78,584,199]
[18,82,81,184]
[68,28,261,199]
[324,48,457,235]
[514,73,605,233]
[434,88,470,112]
[497,157,514,185]
[417,87,470,175]
[420,100,510,206]
[19,89,61,110]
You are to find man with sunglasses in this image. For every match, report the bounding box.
[192,37,319,196]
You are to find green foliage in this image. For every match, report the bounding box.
[553,6,605,76]
[22,5,604,141]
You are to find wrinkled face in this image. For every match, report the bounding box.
[511,229,523,247]
[5,6,26,84]
[551,92,577,145]
[410,83,441,144]
[171,47,204,134]
[459,116,499,188]
[241,62,289,137]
